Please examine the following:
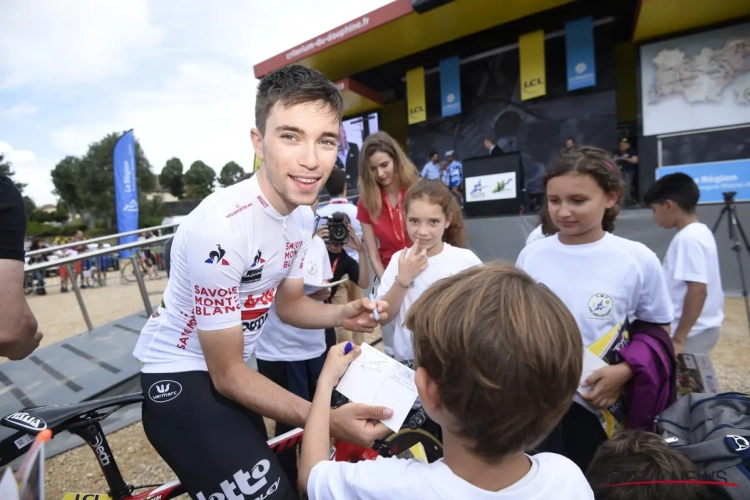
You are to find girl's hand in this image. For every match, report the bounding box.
[345,226,365,253]
[581,363,633,409]
[396,246,428,285]
[320,342,361,388]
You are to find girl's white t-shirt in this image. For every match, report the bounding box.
[377,243,483,361]
[525,224,546,246]
[254,236,332,362]
[516,232,674,349]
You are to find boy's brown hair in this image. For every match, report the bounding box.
[404,261,583,461]
[586,430,714,500]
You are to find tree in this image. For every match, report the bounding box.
[219,161,245,188]
[184,160,216,199]
[159,157,185,199]
[139,193,168,228]
[23,196,36,217]
[0,153,26,192]
[51,132,156,224]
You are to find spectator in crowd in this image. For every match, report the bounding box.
[28,236,47,295]
[420,151,442,179]
[484,135,502,156]
[614,137,639,204]
[0,175,43,359]
[356,131,419,356]
[565,137,577,152]
[335,123,360,190]
[443,150,464,205]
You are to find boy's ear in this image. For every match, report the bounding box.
[415,367,441,413]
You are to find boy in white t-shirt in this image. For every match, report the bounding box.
[298,262,594,499]
[644,172,724,354]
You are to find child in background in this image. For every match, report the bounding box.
[643,173,724,355]
[586,430,716,500]
[516,146,674,471]
[299,263,594,499]
[377,179,482,362]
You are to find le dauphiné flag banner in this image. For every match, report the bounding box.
[565,16,596,91]
[406,66,427,124]
[113,129,139,259]
[519,30,546,101]
[439,56,462,117]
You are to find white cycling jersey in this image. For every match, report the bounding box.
[133,175,314,373]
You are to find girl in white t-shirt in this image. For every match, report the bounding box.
[516,145,674,472]
[376,179,483,362]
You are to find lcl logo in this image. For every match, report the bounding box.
[409,105,424,116]
[523,78,543,90]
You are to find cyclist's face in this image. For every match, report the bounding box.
[252,101,339,214]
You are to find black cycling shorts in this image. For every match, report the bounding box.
[140,371,297,500]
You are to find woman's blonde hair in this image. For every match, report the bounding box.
[357,131,419,220]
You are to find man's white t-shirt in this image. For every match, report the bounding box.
[255,236,332,362]
[663,222,724,337]
[525,224,546,246]
[307,452,593,499]
[133,175,314,373]
[516,233,674,349]
[316,198,361,263]
[377,244,483,361]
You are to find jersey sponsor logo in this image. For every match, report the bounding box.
[256,195,269,209]
[241,289,275,332]
[148,380,183,403]
[242,250,265,283]
[176,314,197,350]
[205,244,230,265]
[194,286,241,316]
[226,202,252,218]
[588,293,613,318]
[283,240,303,269]
[195,459,280,500]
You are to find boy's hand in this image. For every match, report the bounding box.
[581,363,633,409]
[320,341,360,388]
[397,246,428,285]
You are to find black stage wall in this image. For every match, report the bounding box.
[467,203,750,297]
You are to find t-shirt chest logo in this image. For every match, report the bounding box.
[241,250,265,284]
[588,293,614,318]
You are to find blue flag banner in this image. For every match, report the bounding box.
[565,17,596,91]
[656,159,750,204]
[113,130,139,258]
[439,56,462,117]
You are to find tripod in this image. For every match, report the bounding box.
[711,191,750,335]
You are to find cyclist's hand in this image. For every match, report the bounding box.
[330,402,393,447]
[320,341,360,388]
[396,246,428,286]
[340,296,388,332]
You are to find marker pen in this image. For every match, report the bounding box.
[344,341,353,355]
[369,292,380,322]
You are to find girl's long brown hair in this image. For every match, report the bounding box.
[405,179,467,248]
[543,145,624,233]
[357,131,420,220]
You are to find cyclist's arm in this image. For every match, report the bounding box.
[0,178,41,360]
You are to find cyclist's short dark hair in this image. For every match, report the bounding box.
[405,262,582,461]
[255,65,344,135]
[324,168,348,197]
[586,430,714,500]
[643,173,700,213]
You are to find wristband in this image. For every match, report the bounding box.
[394,277,412,288]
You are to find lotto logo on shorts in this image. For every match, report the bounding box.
[196,459,280,500]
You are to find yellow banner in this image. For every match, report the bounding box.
[519,30,546,101]
[253,154,261,172]
[406,67,426,124]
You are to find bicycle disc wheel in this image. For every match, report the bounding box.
[384,428,443,463]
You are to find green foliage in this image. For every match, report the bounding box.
[139,194,168,228]
[50,132,156,223]
[160,157,185,199]
[184,160,215,199]
[26,219,88,238]
[219,161,245,188]
[23,196,36,216]
[0,153,26,192]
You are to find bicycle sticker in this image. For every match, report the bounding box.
[63,494,113,500]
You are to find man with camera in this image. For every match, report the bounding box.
[316,210,370,349]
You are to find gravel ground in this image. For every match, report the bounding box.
[44,300,750,498]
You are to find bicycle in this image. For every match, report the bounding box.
[0,392,442,499]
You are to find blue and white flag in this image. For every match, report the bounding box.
[113,129,139,258]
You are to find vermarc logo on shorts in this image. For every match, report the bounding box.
[147,380,182,403]
[196,459,280,500]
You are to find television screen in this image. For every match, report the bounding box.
[340,112,379,150]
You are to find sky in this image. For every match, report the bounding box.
[0,0,392,206]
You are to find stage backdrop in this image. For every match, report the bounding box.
[406,22,618,194]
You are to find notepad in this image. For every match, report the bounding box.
[578,348,608,395]
[336,342,419,432]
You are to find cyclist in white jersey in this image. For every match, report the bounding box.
[133,65,392,500]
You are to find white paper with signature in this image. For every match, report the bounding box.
[578,348,608,395]
[335,342,419,432]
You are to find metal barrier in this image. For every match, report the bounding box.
[24,235,172,332]
[25,222,180,258]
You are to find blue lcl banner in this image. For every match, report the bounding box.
[656,159,750,204]
[565,17,596,91]
[113,129,139,258]
[439,56,462,117]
